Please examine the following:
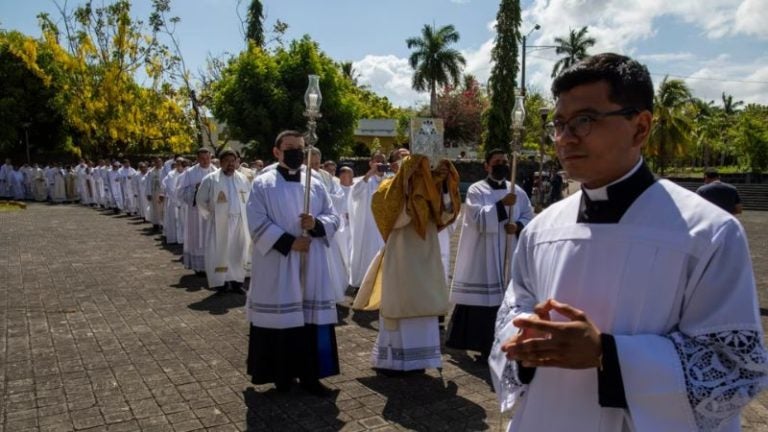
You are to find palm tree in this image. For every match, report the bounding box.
[551,26,596,78]
[719,92,744,165]
[648,77,693,175]
[691,98,721,168]
[339,61,360,86]
[722,92,744,116]
[406,24,466,117]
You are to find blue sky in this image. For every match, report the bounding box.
[2,0,767,107]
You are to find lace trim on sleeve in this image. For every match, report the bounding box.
[670,330,768,432]
[492,293,527,407]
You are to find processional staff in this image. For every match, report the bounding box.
[503,91,526,285]
[301,74,322,291]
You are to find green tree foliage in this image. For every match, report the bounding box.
[717,92,744,165]
[482,0,521,153]
[212,46,284,158]
[647,77,693,175]
[213,36,363,160]
[690,98,724,168]
[0,31,68,160]
[521,91,552,152]
[406,24,466,117]
[551,26,595,78]
[730,104,768,173]
[245,0,264,47]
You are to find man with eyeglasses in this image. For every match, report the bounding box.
[490,53,767,431]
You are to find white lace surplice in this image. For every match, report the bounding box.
[490,180,768,432]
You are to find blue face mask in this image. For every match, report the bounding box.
[282,148,304,170]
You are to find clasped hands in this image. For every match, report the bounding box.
[501,299,603,369]
[291,213,316,252]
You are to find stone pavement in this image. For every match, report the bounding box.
[1,203,767,431]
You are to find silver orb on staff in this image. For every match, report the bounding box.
[301,74,322,290]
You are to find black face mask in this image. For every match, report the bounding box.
[282,148,304,170]
[491,164,510,181]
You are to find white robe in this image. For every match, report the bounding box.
[162,170,183,244]
[177,164,216,271]
[246,167,340,329]
[84,169,97,205]
[96,166,108,207]
[75,164,87,202]
[162,158,174,179]
[490,180,768,432]
[135,173,150,220]
[437,221,455,285]
[196,170,251,287]
[450,180,534,306]
[348,175,385,287]
[51,169,66,203]
[146,168,164,226]
[22,166,34,199]
[32,168,47,202]
[318,171,349,301]
[118,167,138,214]
[369,194,457,371]
[0,163,14,197]
[336,185,352,272]
[10,170,24,200]
[106,169,123,210]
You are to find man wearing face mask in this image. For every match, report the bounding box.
[245,130,341,397]
[446,148,534,362]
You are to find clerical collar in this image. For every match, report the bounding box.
[485,177,507,190]
[276,165,301,182]
[582,159,643,201]
[577,158,656,224]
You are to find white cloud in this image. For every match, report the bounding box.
[461,38,494,84]
[519,0,768,103]
[734,0,768,39]
[354,20,497,107]
[354,0,768,107]
[354,55,428,107]
[682,60,768,105]
[637,52,696,62]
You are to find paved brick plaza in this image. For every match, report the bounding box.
[1,203,768,431]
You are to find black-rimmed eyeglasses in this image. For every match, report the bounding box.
[546,107,640,141]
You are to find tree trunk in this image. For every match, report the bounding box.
[430,82,437,118]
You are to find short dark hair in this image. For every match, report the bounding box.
[485,148,506,164]
[704,168,720,179]
[218,149,238,160]
[274,130,304,149]
[551,53,654,113]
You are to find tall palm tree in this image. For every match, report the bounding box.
[722,92,744,116]
[551,26,596,78]
[339,61,360,86]
[691,98,721,168]
[719,92,744,165]
[648,77,693,175]
[406,24,466,117]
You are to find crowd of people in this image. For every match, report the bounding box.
[1,52,766,431]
